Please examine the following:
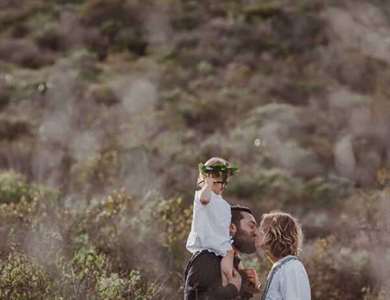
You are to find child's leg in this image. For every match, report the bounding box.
[221,249,235,287]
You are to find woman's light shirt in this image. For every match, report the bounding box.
[264,255,311,300]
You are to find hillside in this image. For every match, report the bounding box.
[0,0,389,299]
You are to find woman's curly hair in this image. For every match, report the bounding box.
[260,211,303,259]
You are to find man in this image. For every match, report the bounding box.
[184,205,260,300]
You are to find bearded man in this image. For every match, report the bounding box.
[184,205,260,300]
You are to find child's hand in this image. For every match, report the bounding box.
[199,176,213,205]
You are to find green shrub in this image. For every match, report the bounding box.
[85,84,119,106]
[97,269,158,300]
[70,150,120,194]
[243,1,283,20]
[80,0,147,55]
[70,49,101,81]
[170,1,203,31]
[0,178,60,260]
[126,270,158,300]
[72,243,108,285]
[97,272,126,299]
[56,233,158,299]
[156,197,192,251]
[363,288,389,300]
[0,2,44,31]
[305,237,374,300]
[72,190,132,259]
[229,168,303,207]
[0,117,32,141]
[303,176,352,208]
[229,168,353,211]
[34,24,66,52]
[0,38,55,69]
[0,253,52,299]
[0,171,33,204]
[0,171,59,207]
[0,83,11,110]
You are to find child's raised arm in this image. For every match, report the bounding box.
[199,176,214,205]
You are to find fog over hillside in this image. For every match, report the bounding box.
[0,0,389,299]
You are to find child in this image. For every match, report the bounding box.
[256,211,311,300]
[186,157,238,287]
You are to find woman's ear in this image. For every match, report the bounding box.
[230,223,237,236]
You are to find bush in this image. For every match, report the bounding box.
[0,38,55,69]
[80,0,147,55]
[77,190,133,252]
[0,171,61,258]
[0,117,32,141]
[0,2,43,31]
[70,49,101,81]
[305,237,374,300]
[97,272,127,299]
[97,270,158,300]
[229,168,303,208]
[85,84,119,106]
[0,253,52,299]
[70,150,120,195]
[54,236,159,299]
[34,24,67,52]
[0,82,11,110]
[156,197,192,256]
[70,242,109,293]
[0,170,59,206]
[0,171,33,205]
[125,270,158,300]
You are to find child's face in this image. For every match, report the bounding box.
[207,174,228,195]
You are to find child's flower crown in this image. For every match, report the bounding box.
[198,162,239,176]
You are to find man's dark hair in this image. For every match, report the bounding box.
[231,205,253,227]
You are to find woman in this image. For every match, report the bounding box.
[256,211,311,300]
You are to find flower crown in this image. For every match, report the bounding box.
[198,162,239,176]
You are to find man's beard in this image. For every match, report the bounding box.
[232,226,256,254]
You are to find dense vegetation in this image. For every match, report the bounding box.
[0,0,389,299]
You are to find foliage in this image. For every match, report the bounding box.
[156,197,192,252]
[0,38,54,69]
[0,117,31,141]
[33,24,66,52]
[305,237,373,300]
[229,168,352,211]
[0,170,59,207]
[0,171,32,204]
[0,253,52,299]
[80,0,147,55]
[1,0,390,299]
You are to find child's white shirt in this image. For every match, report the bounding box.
[264,255,311,300]
[186,190,232,257]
